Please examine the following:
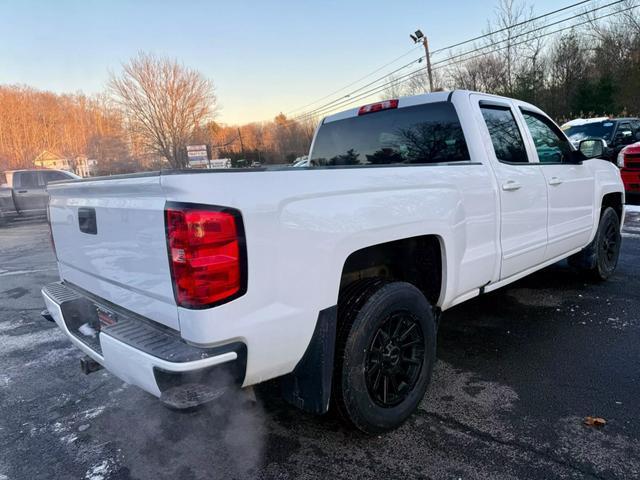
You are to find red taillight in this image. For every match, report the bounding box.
[165,204,246,309]
[358,99,399,116]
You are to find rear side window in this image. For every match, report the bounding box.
[310,102,470,166]
[480,106,528,164]
[14,172,40,188]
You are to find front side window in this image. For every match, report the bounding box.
[41,170,70,184]
[310,102,470,166]
[521,111,572,163]
[480,105,528,163]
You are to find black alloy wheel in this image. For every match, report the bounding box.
[600,219,620,268]
[365,311,425,408]
[333,279,436,434]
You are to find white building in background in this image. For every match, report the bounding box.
[74,156,98,177]
[34,150,97,177]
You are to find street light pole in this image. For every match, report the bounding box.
[410,29,434,93]
[422,36,434,93]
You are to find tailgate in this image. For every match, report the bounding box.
[47,174,179,330]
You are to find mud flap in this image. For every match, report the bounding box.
[280,306,337,415]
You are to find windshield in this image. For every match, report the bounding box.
[562,121,615,142]
[310,102,470,166]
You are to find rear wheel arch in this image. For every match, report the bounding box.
[279,234,445,416]
[338,234,445,307]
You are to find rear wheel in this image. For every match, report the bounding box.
[568,207,621,281]
[333,280,436,434]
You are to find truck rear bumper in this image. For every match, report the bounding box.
[41,282,246,405]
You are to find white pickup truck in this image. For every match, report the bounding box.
[42,90,624,434]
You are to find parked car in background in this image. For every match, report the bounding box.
[562,117,640,162]
[617,142,640,195]
[0,169,79,224]
[42,90,624,434]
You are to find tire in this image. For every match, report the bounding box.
[568,207,621,281]
[333,279,436,434]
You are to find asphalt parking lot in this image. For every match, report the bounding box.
[1,211,639,480]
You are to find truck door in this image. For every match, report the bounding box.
[13,171,47,213]
[476,100,548,279]
[518,109,596,259]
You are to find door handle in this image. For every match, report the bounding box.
[17,190,27,193]
[502,180,522,191]
[548,177,563,186]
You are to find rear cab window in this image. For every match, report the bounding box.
[310,102,470,166]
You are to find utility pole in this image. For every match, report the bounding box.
[410,29,434,92]
[237,127,245,159]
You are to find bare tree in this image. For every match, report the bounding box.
[109,52,217,168]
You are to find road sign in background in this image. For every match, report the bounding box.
[186,144,208,162]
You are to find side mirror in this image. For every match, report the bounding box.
[579,138,605,159]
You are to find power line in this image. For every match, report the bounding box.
[292,3,638,123]
[289,0,601,123]
[430,0,593,55]
[285,0,598,120]
[290,55,425,121]
[432,2,638,71]
[431,0,626,67]
[284,44,423,115]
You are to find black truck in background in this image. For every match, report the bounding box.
[562,117,640,162]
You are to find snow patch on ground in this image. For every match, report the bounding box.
[0,374,10,387]
[83,406,105,420]
[85,459,113,480]
[61,433,78,444]
[23,345,76,368]
[0,325,66,356]
[625,204,640,213]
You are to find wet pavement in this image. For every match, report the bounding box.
[1,211,639,480]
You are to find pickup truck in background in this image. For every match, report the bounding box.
[41,90,624,434]
[0,169,79,225]
[562,117,640,162]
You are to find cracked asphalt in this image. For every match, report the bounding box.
[1,210,639,480]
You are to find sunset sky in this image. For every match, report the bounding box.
[2,0,565,124]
